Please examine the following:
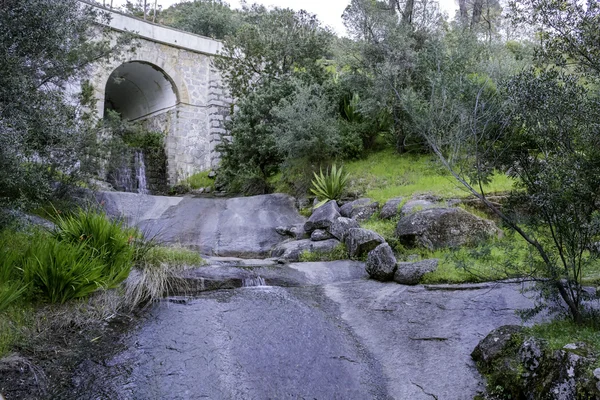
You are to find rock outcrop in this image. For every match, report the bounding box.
[339,198,379,221]
[472,325,600,399]
[379,197,403,220]
[395,207,501,250]
[345,228,385,258]
[328,217,360,241]
[365,243,397,281]
[393,259,438,285]
[271,239,342,262]
[304,201,341,233]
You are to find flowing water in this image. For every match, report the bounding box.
[134,150,148,194]
[242,276,267,287]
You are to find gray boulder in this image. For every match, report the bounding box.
[395,207,501,250]
[393,259,438,285]
[379,197,404,220]
[471,325,524,369]
[276,224,309,240]
[304,200,341,233]
[271,239,342,262]
[311,229,333,241]
[366,243,397,281]
[473,326,600,399]
[344,228,385,258]
[339,198,379,221]
[399,199,436,217]
[328,217,360,241]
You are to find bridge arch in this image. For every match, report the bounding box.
[104,61,178,121]
[95,55,190,120]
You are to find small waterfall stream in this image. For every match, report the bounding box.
[134,150,149,194]
[242,276,266,287]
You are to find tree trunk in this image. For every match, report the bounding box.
[402,0,415,24]
[143,0,147,20]
[471,0,483,29]
[153,0,157,22]
[458,0,468,24]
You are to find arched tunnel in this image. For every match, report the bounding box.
[104,61,178,121]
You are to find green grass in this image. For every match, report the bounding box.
[184,171,214,190]
[298,243,348,262]
[343,149,514,203]
[359,214,542,284]
[123,245,204,309]
[526,318,600,353]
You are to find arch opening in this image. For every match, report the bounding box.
[104,61,178,121]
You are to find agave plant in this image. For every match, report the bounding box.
[310,164,350,208]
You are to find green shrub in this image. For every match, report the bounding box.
[184,171,214,190]
[53,209,140,288]
[0,232,30,311]
[23,239,106,304]
[310,164,349,207]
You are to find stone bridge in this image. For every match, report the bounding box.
[87,3,230,185]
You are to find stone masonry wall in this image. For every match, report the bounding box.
[91,36,230,185]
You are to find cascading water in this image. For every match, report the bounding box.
[242,276,266,287]
[134,150,149,194]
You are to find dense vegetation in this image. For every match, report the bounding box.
[156,0,600,325]
[2,1,600,394]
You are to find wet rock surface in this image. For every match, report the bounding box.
[71,273,535,400]
[98,192,304,258]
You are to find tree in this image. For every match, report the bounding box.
[0,0,129,212]
[214,5,332,99]
[161,0,239,40]
[510,0,600,75]
[214,6,333,194]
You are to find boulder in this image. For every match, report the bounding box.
[379,197,404,220]
[276,224,309,240]
[472,326,600,399]
[366,243,397,281]
[471,325,524,370]
[304,201,341,233]
[339,198,379,221]
[311,229,333,241]
[399,199,436,217]
[270,239,342,262]
[395,207,501,250]
[328,217,360,241]
[344,228,385,258]
[393,259,438,285]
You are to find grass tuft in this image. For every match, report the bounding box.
[123,246,204,309]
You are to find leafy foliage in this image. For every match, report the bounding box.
[162,0,240,39]
[272,82,342,164]
[310,164,350,207]
[0,0,131,211]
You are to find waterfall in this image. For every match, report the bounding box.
[242,276,266,287]
[134,150,149,194]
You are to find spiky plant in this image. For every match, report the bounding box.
[310,164,349,208]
